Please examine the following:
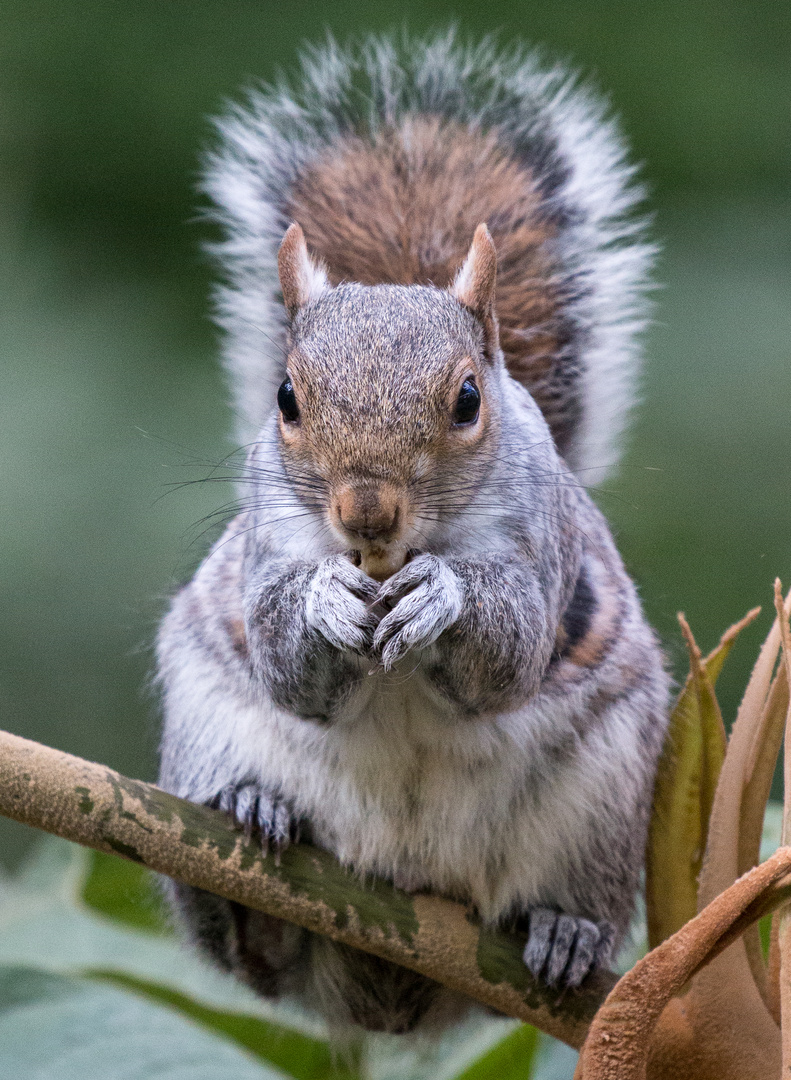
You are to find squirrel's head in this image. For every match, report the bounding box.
[274,222,502,580]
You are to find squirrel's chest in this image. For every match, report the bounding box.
[259,674,567,916]
[275,673,494,818]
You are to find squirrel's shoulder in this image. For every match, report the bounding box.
[205,32,655,479]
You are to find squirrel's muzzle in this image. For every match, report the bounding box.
[334,483,401,542]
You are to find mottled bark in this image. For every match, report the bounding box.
[0,728,615,1049]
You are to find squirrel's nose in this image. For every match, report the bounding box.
[335,485,400,541]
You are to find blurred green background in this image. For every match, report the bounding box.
[1,0,789,865]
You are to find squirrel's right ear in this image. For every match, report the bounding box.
[277,223,330,319]
[450,224,500,362]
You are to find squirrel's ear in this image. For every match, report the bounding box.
[450,223,500,361]
[278,223,330,319]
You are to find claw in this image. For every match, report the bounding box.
[546,914,577,986]
[273,801,291,847]
[524,908,557,980]
[370,554,462,668]
[210,783,299,859]
[306,554,380,655]
[216,785,236,816]
[235,786,258,838]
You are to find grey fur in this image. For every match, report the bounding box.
[204,30,654,479]
[374,555,464,670]
[157,35,670,1034]
[524,909,613,989]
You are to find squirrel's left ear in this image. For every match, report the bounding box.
[450,223,500,362]
[278,223,330,319]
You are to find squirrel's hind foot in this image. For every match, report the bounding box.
[523,908,614,989]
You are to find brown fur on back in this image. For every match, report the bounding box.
[286,117,580,456]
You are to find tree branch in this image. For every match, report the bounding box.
[0,728,616,1048]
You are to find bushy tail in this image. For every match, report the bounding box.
[204,31,654,478]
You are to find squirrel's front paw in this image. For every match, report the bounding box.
[213,783,299,859]
[305,554,379,654]
[523,908,614,989]
[373,554,463,670]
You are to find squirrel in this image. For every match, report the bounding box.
[157,33,670,1035]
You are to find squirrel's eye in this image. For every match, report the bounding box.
[277,378,300,423]
[453,379,480,426]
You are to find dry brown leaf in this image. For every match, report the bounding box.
[738,665,789,1009]
[772,580,791,1073]
[581,589,791,1079]
[578,846,791,1080]
[698,600,785,908]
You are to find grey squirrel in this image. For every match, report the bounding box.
[157,33,670,1034]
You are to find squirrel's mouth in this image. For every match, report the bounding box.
[329,483,411,580]
[352,539,409,582]
[335,524,409,582]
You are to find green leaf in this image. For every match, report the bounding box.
[646,609,758,948]
[759,801,784,959]
[82,849,170,934]
[0,965,75,1011]
[0,839,267,1014]
[0,836,358,1076]
[90,971,359,1080]
[0,964,288,1079]
[0,837,311,1016]
[646,667,705,947]
[450,1023,538,1079]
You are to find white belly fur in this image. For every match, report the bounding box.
[236,664,644,924]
